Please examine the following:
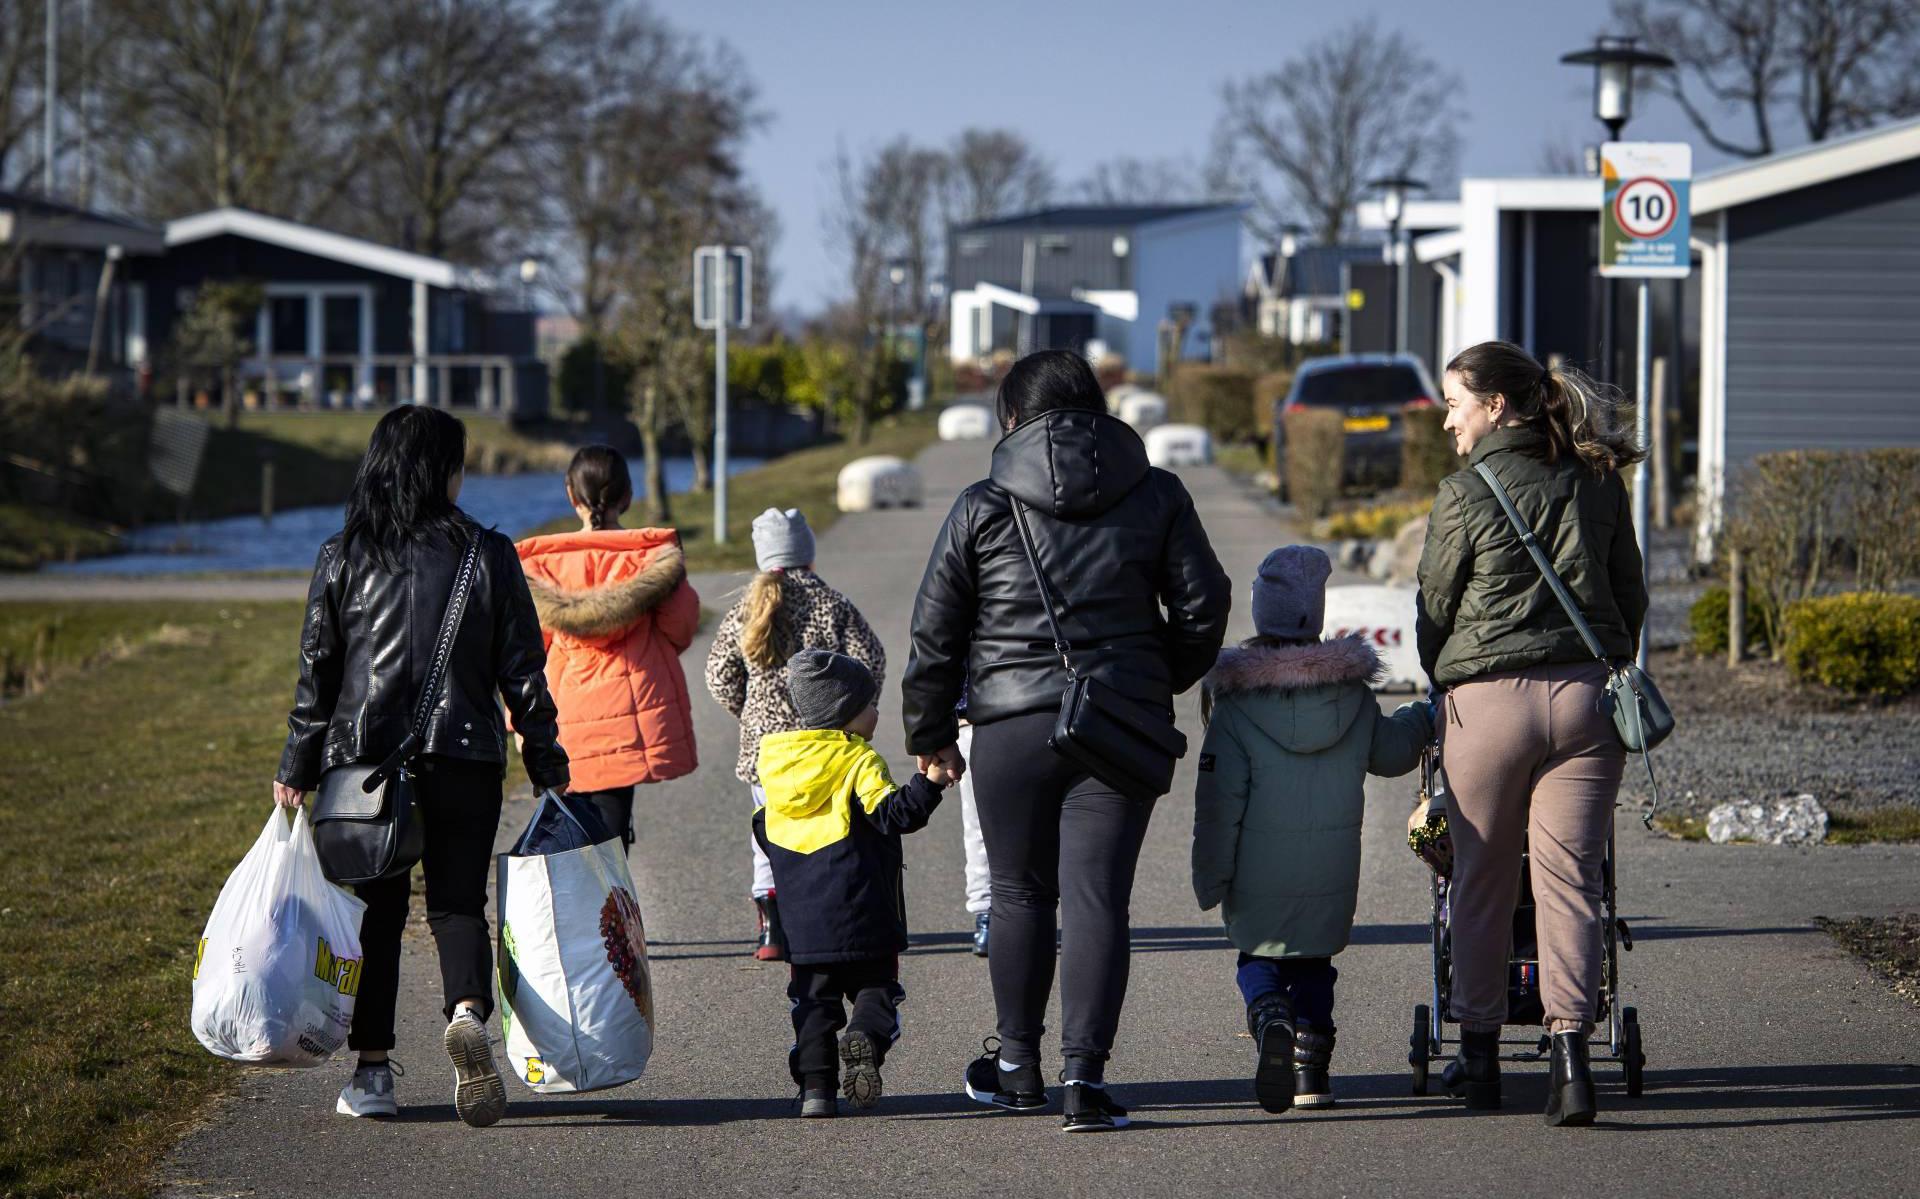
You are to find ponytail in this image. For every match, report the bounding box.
[740,570,789,671]
[565,445,633,530]
[1445,340,1645,475]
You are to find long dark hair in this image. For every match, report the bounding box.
[565,445,632,530]
[1444,340,1644,475]
[342,406,472,571]
[995,349,1106,429]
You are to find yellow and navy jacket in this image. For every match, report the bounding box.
[752,729,944,965]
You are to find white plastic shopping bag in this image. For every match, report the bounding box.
[191,807,367,1067]
[496,793,654,1093]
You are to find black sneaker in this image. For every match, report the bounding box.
[962,1038,1047,1111]
[841,1031,883,1110]
[800,1087,836,1118]
[1061,1082,1129,1132]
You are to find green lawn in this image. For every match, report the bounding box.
[1655,807,1920,844]
[0,504,122,572]
[0,601,307,1198]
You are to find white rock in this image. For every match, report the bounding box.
[1336,540,1369,572]
[1144,423,1213,467]
[1705,795,1829,846]
[1117,392,1168,432]
[1388,514,1429,586]
[1366,540,1396,580]
[836,456,924,512]
[938,403,994,441]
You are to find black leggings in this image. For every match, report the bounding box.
[969,711,1156,1086]
[571,785,636,850]
[348,757,504,1052]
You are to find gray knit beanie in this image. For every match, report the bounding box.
[752,507,814,571]
[1251,545,1331,641]
[786,648,878,731]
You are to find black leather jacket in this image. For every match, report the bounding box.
[276,523,569,793]
[902,409,1231,755]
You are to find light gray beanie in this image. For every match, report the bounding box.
[752,507,814,571]
[786,648,878,731]
[1251,545,1331,641]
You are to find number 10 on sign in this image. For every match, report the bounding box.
[1600,142,1691,279]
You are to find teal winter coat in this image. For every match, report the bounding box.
[1192,637,1432,959]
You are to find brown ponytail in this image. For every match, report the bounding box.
[1444,340,1645,475]
[739,570,790,670]
[565,445,632,530]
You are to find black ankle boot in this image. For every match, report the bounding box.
[1544,1031,1597,1127]
[1247,996,1296,1114]
[753,895,787,962]
[1292,1024,1337,1109]
[1441,1027,1502,1109]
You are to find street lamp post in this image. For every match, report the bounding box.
[1561,35,1674,670]
[1367,176,1426,356]
[518,257,539,311]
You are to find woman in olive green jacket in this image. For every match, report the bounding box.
[1415,339,1648,1128]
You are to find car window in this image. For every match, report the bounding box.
[1292,365,1428,408]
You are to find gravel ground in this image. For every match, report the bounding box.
[1619,647,1920,820]
[1819,913,1920,1009]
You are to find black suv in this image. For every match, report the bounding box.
[1271,353,1441,494]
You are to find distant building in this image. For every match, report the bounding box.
[130,207,544,415]
[0,189,165,377]
[1244,243,1384,346]
[944,203,1249,373]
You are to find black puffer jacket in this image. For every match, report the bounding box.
[276,523,570,793]
[902,408,1231,755]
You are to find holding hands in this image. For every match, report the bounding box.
[918,743,966,789]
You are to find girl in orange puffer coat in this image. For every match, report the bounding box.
[515,447,699,849]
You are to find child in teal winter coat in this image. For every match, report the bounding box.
[1192,546,1432,1115]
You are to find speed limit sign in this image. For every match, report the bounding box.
[1601,143,1691,278]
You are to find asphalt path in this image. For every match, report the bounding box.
[160,436,1920,1198]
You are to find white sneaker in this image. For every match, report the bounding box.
[336,1060,399,1117]
[444,1009,507,1128]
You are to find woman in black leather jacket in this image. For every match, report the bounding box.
[903,351,1230,1130]
[271,405,568,1127]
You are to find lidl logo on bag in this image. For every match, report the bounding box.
[313,937,363,997]
[525,1057,545,1084]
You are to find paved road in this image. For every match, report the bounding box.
[161,438,1920,1198]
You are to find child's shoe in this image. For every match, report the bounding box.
[1247,994,1296,1114]
[962,1037,1046,1111]
[800,1087,837,1118]
[1293,1024,1337,1109]
[841,1031,883,1109]
[753,895,788,962]
[1061,1081,1129,1132]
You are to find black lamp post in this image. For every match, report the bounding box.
[1367,175,1426,355]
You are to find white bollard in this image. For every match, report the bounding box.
[1323,584,1428,693]
[836,455,925,512]
[1144,423,1213,468]
[1117,392,1168,433]
[938,403,994,441]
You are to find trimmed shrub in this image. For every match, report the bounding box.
[1253,370,1292,447]
[1400,405,1458,492]
[1168,365,1258,444]
[1313,498,1432,541]
[1688,585,1769,657]
[1782,593,1920,697]
[1283,407,1344,518]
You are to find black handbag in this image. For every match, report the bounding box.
[310,536,481,885]
[1007,496,1187,802]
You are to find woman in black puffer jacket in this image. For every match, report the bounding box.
[903,350,1230,1131]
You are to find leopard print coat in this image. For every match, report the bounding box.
[704,569,886,784]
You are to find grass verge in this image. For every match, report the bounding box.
[525,409,941,574]
[1213,442,1267,486]
[0,601,306,1199]
[0,503,122,572]
[1817,913,1920,1009]
[1654,806,1920,844]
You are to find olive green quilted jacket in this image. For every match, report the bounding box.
[1415,425,1648,688]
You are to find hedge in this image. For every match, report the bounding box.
[1782,592,1920,698]
[1252,370,1293,447]
[1400,405,1458,492]
[1688,585,1769,657]
[1167,365,1258,445]
[1282,407,1344,517]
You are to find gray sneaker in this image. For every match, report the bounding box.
[443,1010,507,1128]
[336,1060,400,1118]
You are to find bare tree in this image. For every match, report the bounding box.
[1537,136,1588,175]
[938,127,1054,225]
[1612,0,1920,158]
[1071,154,1205,204]
[0,1,49,188]
[1216,19,1461,244]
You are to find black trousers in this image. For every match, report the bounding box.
[969,711,1157,1086]
[348,757,504,1052]
[570,784,636,850]
[786,958,903,1088]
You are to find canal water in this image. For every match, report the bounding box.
[47,457,757,575]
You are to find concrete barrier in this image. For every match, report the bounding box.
[836,455,925,512]
[1144,423,1213,467]
[1117,392,1168,433]
[1105,382,1143,415]
[938,403,994,441]
[1324,584,1428,692]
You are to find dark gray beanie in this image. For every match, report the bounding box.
[1251,545,1331,640]
[786,648,878,731]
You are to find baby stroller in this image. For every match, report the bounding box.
[1406,743,1647,1097]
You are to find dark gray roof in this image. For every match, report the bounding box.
[1280,245,1383,298]
[0,188,160,234]
[956,203,1241,233]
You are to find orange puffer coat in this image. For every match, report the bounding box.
[515,527,699,791]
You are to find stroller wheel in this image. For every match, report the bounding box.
[1410,1004,1431,1095]
[1622,1007,1646,1097]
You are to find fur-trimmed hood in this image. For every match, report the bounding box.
[523,542,686,638]
[1203,636,1382,755]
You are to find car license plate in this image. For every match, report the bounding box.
[1343,415,1390,432]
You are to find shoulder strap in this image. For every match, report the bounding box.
[1472,462,1608,662]
[1007,496,1077,680]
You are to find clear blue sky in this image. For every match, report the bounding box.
[652,0,1740,313]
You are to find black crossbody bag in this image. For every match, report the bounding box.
[311,537,481,885]
[1007,497,1187,802]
